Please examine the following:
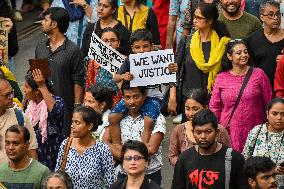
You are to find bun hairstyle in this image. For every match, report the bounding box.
[196,2,230,38]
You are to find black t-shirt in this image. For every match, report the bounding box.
[247,30,284,89]
[171,146,248,189]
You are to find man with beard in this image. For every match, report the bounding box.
[35,7,85,136]
[246,0,284,90]
[171,109,248,189]
[219,0,262,39]
[245,156,278,189]
[0,78,37,165]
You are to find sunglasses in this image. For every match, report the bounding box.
[123,155,145,162]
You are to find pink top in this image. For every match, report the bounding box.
[209,68,273,152]
[168,123,231,166]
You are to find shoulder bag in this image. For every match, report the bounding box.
[226,67,253,129]
[60,137,73,171]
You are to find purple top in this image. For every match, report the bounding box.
[209,68,273,152]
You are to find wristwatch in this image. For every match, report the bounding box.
[74,102,82,108]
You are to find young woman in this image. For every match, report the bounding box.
[55,106,115,188]
[44,171,74,189]
[110,140,162,189]
[243,97,284,187]
[81,0,131,56]
[23,69,64,171]
[210,40,273,152]
[168,89,231,166]
[84,84,114,140]
[85,28,122,106]
[116,0,161,48]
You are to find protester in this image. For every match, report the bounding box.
[171,109,248,189]
[115,0,161,48]
[110,140,162,189]
[0,125,50,189]
[35,7,85,136]
[275,56,284,98]
[55,106,115,189]
[84,84,114,140]
[247,0,284,89]
[44,170,74,189]
[243,97,284,187]
[51,0,99,47]
[245,156,277,189]
[0,77,37,165]
[219,0,262,39]
[104,83,166,185]
[168,88,231,166]
[109,29,176,149]
[23,70,64,171]
[0,0,19,72]
[182,0,222,35]
[210,39,273,152]
[81,0,131,56]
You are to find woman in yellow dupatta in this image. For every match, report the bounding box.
[174,2,230,123]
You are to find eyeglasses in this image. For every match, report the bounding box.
[102,38,119,44]
[0,89,14,99]
[262,12,281,19]
[193,15,206,21]
[123,155,145,162]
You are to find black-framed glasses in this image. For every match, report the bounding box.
[0,89,14,99]
[262,12,281,19]
[123,155,145,162]
[193,14,206,21]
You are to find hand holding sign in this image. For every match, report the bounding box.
[0,17,8,66]
[2,18,13,33]
[32,69,46,88]
[123,72,134,81]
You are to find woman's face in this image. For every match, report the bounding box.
[83,92,104,114]
[185,98,205,121]
[101,31,120,50]
[22,81,37,100]
[228,43,249,67]
[71,112,92,138]
[193,8,211,31]
[97,0,115,19]
[123,149,148,176]
[267,102,284,132]
[46,177,67,189]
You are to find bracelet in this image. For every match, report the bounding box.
[82,3,89,10]
[74,102,82,108]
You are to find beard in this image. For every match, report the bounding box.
[222,3,241,16]
[197,140,216,150]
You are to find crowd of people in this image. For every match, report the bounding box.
[0,0,284,188]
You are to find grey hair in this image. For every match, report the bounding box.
[259,0,280,16]
[43,171,74,189]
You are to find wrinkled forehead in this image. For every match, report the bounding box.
[0,79,12,94]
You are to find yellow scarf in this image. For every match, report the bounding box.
[190,30,230,92]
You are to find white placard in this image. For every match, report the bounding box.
[129,49,176,87]
[88,32,124,73]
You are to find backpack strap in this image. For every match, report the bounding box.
[225,148,233,189]
[14,108,24,127]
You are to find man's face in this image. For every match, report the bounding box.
[123,88,146,115]
[0,80,14,111]
[5,131,29,162]
[41,14,54,34]
[193,123,219,149]
[220,0,241,14]
[260,5,281,29]
[249,169,277,189]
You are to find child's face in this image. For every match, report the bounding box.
[131,40,152,54]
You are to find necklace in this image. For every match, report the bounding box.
[265,123,284,164]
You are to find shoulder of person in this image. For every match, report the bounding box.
[173,123,185,133]
[143,177,162,189]
[242,12,261,22]
[251,67,267,77]
[229,148,245,162]
[30,160,50,173]
[110,177,126,189]
[0,161,8,170]
[178,146,196,160]
[246,29,263,41]
[85,22,97,34]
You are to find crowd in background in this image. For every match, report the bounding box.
[0,0,284,188]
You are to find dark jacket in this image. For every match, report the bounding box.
[110,176,162,189]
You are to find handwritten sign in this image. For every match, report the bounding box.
[88,32,124,73]
[0,17,8,66]
[129,49,176,87]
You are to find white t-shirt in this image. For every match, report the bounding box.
[118,114,166,175]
